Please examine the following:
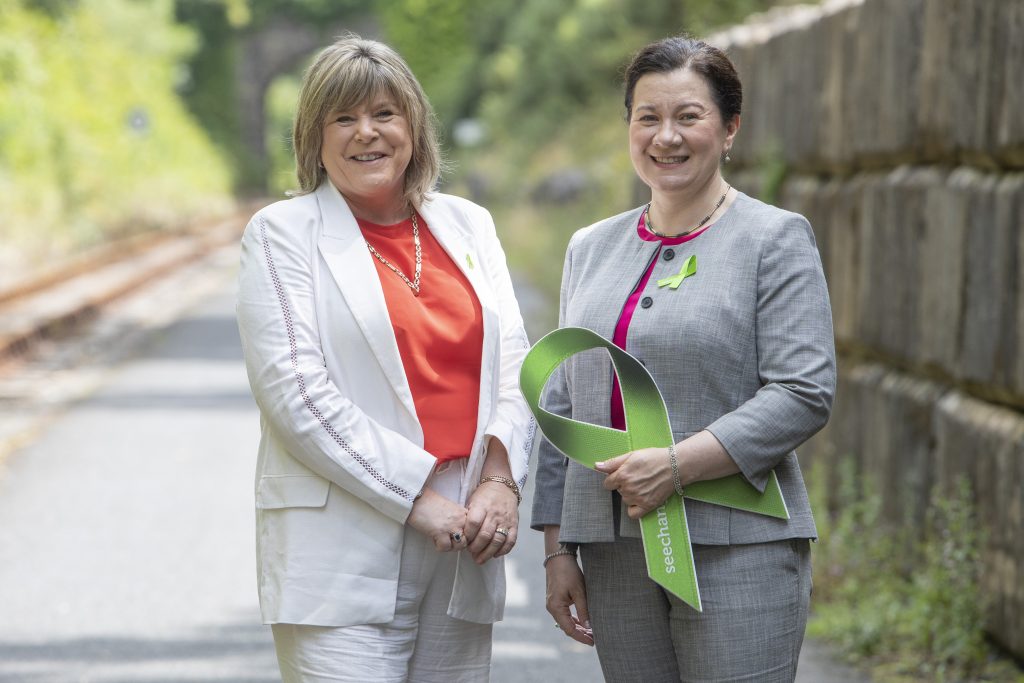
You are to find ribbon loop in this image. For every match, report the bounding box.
[656,254,698,289]
[520,327,789,611]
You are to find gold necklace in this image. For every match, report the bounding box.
[645,185,731,238]
[365,212,422,296]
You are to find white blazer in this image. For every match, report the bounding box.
[236,180,535,627]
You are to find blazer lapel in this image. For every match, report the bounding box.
[314,182,418,424]
[417,197,496,313]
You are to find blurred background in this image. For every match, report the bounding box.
[0,0,1022,681]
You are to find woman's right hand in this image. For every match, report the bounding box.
[407,489,470,552]
[546,554,593,646]
[544,525,594,646]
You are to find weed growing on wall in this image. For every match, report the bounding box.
[806,462,1017,682]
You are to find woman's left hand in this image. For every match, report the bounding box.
[465,480,519,564]
[596,448,675,519]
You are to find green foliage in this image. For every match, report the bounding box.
[476,0,658,150]
[265,74,300,198]
[178,0,371,29]
[391,0,791,151]
[0,0,232,258]
[807,462,1018,682]
[174,0,246,185]
[174,0,375,192]
[245,0,371,25]
[904,479,990,679]
[378,0,480,126]
[808,459,916,661]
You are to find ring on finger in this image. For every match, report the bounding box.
[494,527,509,537]
[450,530,463,544]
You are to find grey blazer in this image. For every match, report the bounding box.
[531,192,836,545]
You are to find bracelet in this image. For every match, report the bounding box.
[543,544,577,568]
[668,443,684,497]
[480,475,522,505]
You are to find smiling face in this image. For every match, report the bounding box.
[320,94,413,219]
[628,67,739,200]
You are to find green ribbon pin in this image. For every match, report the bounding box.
[519,326,789,611]
[656,254,697,289]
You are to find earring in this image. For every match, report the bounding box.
[723,151,731,164]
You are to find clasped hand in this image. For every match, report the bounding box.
[407,482,518,563]
[595,447,675,519]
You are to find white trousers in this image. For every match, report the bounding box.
[271,460,493,683]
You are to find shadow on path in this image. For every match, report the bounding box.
[0,622,279,682]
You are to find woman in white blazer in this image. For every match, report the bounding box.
[236,36,534,682]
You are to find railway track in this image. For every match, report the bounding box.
[0,204,258,364]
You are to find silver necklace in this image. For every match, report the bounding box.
[365,212,422,296]
[645,185,730,238]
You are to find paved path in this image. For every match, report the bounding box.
[0,246,868,681]
[0,251,275,681]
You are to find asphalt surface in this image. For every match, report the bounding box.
[0,244,869,682]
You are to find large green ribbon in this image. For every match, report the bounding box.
[520,326,789,611]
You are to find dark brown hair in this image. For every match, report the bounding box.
[623,36,742,124]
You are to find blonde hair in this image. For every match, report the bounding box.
[291,35,443,206]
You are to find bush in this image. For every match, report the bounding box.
[0,0,232,262]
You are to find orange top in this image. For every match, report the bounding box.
[358,214,483,463]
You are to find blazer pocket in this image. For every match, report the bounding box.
[256,474,331,510]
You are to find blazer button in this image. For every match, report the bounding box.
[640,296,653,309]
[663,249,675,261]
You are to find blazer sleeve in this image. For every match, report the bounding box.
[236,210,436,524]
[471,204,536,490]
[530,233,577,530]
[705,213,837,492]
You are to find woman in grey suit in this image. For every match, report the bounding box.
[531,36,836,682]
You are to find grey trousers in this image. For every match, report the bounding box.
[580,537,811,683]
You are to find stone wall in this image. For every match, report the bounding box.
[710,0,1024,657]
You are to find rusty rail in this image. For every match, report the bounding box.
[0,204,260,363]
